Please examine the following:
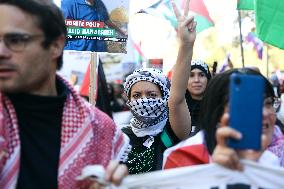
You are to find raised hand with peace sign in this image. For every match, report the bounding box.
[168,0,197,140]
[171,0,197,47]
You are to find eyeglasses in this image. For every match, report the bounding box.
[0,33,44,52]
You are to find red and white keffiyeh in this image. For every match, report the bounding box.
[0,76,130,189]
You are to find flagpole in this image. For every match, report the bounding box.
[90,52,97,105]
[238,10,245,67]
[266,44,269,77]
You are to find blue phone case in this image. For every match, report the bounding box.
[228,73,264,150]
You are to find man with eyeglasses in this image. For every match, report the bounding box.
[0,0,129,188]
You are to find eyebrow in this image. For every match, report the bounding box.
[131,91,141,93]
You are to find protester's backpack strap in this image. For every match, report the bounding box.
[160,120,180,148]
[161,129,174,148]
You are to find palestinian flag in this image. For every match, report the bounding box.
[163,132,210,169]
[255,0,284,50]
[182,0,214,33]
[146,0,214,33]
[133,40,145,64]
[237,0,254,10]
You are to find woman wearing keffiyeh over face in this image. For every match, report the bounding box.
[122,0,196,174]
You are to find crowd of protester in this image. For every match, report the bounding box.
[0,0,283,189]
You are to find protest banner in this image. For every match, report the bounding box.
[60,0,130,53]
[79,160,284,189]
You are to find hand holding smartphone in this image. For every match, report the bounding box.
[228,73,264,150]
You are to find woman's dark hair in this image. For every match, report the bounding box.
[0,0,67,70]
[199,68,275,154]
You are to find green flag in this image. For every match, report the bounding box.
[255,0,284,50]
[237,0,254,10]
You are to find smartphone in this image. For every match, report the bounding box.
[228,73,264,150]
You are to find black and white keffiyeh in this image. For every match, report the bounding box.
[124,68,171,137]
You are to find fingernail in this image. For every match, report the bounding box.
[237,132,242,139]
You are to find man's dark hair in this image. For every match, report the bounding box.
[199,68,275,154]
[0,0,67,70]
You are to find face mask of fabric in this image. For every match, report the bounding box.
[127,98,167,128]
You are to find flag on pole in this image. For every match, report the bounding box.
[255,0,284,50]
[132,40,145,64]
[237,0,254,10]
[218,54,234,73]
